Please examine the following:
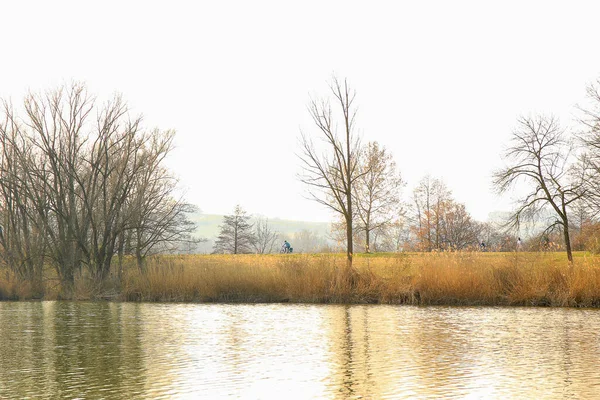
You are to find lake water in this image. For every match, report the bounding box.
[1,302,600,399]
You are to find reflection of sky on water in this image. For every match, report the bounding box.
[1,302,600,399]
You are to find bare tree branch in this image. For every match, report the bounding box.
[493,114,585,262]
[297,76,362,270]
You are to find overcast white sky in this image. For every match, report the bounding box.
[1,0,599,222]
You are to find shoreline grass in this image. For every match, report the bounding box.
[2,252,600,307]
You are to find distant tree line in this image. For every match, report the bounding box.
[298,75,600,262]
[0,83,198,294]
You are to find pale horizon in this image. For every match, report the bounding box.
[2,0,600,223]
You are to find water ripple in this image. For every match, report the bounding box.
[2,302,600,398]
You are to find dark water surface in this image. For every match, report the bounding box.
[1,302,600,399]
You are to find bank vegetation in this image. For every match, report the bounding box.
[3,252,600,307]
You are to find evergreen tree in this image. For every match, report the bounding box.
[213,205,255,254]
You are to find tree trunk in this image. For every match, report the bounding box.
[560,198,573,264]
[117,234,124,281]
[136,249,144,272]
[364,215,371,253]
[101,258,112,281]
[59,268,75,299]
[346,214,353,270]
[234,226,238,254]
[563,222,573,263]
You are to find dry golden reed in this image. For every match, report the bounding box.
[0,269,34,300]
[120,252,600,306]
[3,252,600,306]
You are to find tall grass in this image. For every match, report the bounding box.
[0,269,34,300]
[120,252,600,306]
[3,252,600,306]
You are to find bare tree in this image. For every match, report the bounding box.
[578,78,600,137]
[122,131,201,271]
[441,201,482,250]
[298,77,362,270]
[493,115,586,262]
[0,83,197,292]
[252,217,279,254]
[8,85,95,288]
[409,176,480,251]
[0,110,47,291]
[578,79,600,218]
[411,176,451,251]
[378,218,409,252]
[354,141,404,253]
[213,205,255,254]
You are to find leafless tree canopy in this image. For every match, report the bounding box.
[408,175,482,251]
[441,202,482,250]
[493,115,586,262]
[411,176,452,251]
[354,141,404,253]
[578,78,600,137]
[377,219,409,252]
[252,217,279,254]
[578,79,600,217]
[0,83,198,292]
[298,77,362,269]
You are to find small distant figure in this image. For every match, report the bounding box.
[480,241,486,252]
[516,237,522,251]
[281,240,293,254]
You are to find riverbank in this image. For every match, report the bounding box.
[2,252,599,307]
